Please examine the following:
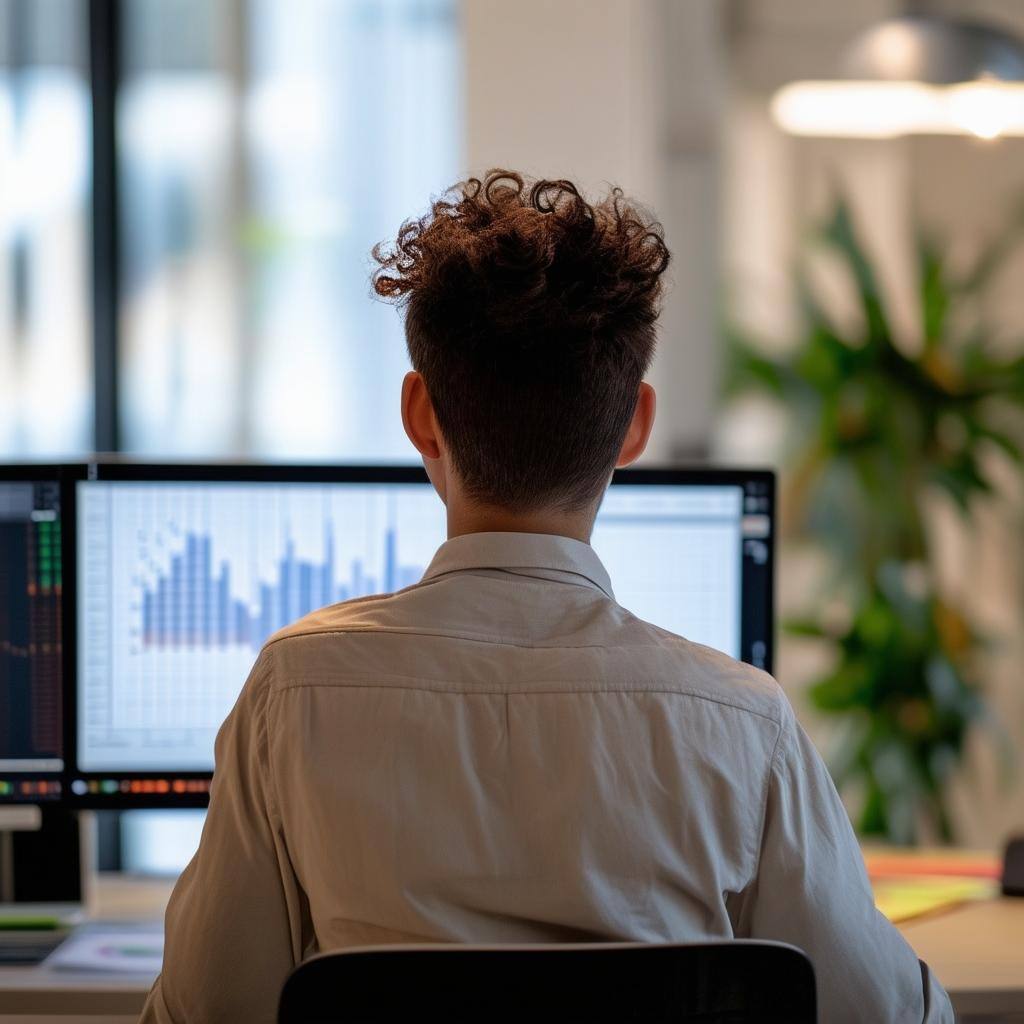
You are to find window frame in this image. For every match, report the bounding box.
[87,0,121,454]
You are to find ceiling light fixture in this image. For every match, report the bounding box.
[771,13,1024,139]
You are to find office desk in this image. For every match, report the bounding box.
[900,900,1024,1021]
[1,873,1022,1022]
[0,876,169,1024]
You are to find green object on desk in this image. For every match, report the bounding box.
[0,917,60,931]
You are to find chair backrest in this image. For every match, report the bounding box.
[278,940,816,1023]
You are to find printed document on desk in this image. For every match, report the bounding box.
[45,922,164,973]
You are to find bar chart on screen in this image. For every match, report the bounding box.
[138,523,422,651]
[76,481,445,771]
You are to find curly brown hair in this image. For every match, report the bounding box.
[372,169,671,512]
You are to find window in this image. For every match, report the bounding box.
[0,0,461,459]
[0,0,91,455]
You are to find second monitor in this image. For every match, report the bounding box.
[71,464,773,805]
[0,468,66,804]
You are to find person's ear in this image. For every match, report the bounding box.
[615,382,656,468]
[401,371,442,461]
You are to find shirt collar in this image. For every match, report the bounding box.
[421,531,615,600]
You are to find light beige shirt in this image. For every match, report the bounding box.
[141,531,951,1024]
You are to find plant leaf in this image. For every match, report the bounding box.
[820,197,892,350]
[917,232,949,351]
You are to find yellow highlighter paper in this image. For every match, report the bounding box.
[863,847,1002,924]
[873,876,998,924]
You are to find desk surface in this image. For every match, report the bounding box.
[1,870,1022,1021]
[900,899,1024,1018]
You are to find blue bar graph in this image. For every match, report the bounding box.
[140,525,421,651]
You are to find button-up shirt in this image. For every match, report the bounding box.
[140,531,952,1023]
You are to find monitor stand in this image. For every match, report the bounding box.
[0,807,89,924]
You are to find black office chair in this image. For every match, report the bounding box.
[277,940,817,1023]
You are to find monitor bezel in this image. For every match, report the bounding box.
[65,462,775,809]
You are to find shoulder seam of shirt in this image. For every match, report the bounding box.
[276,566,608,618]
[418,565,613,597]
[265,623,693,652]
[267,677,784,726]
[750,707,788,890]
[251,652,281,825]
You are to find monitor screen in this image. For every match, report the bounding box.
[0,474,65,802]
[72,466,773,803]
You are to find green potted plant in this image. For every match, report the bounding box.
[725,198,1024,844]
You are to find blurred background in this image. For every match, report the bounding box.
[2,0,1023,867]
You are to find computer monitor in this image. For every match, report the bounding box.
[69,464,773,807]
[0,466,68,804]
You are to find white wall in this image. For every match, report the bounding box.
[461,0,725,461]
